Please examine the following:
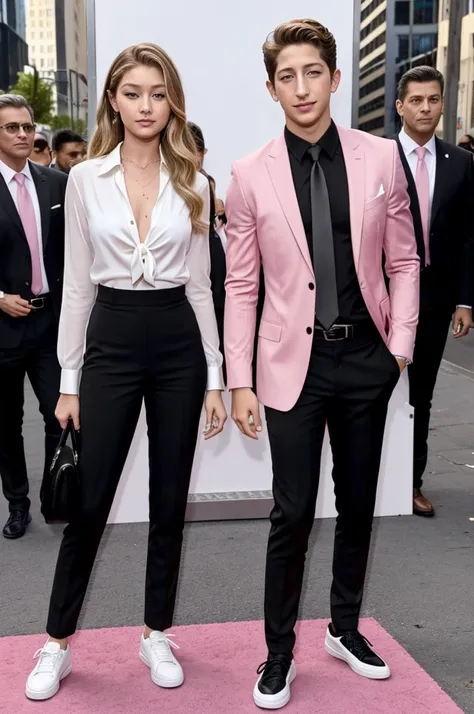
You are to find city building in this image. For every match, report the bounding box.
[358,0,439,137]
[25,0,87,120]
[0,0,28,92]
[437,0,474,140]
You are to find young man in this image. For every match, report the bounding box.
[224,19,420,708]
[0,95,67,538]
[51,129,86,174]
[394,67,474,517]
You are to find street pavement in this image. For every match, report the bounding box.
[444,326,474,373]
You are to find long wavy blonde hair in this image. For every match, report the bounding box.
[88,43,206,234]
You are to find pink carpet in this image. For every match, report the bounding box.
[2,618,463,713]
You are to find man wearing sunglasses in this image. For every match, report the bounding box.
[0,94,67,539]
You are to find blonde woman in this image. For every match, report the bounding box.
[25,43,226,701]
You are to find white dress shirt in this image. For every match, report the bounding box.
[398,127,471,310]
[58,143,223,395]
[0,158,50,294]
[398,126,436,217]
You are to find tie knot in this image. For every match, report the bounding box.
[14,173,26,186]
[308,144,322,163]
[415,146,427,161]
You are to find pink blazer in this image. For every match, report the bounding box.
[224,126,420,412]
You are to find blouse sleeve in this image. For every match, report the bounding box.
[185,178,224,390]
[57,171,97,395]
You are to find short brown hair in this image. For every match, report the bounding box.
[263,19,337,85]
[397,66,444,102]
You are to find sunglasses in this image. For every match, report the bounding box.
[0,122,37,135]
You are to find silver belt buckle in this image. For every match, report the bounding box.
[323,324,352,341]
[30,297,45,310]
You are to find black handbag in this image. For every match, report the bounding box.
[40,420,79,524]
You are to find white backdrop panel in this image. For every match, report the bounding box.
[90,0,414,521]
[92,1,355,193]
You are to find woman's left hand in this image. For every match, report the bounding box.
[203,390,227,440]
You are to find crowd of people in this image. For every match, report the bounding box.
[0,16,472,710]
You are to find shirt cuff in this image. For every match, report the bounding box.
[207,365,224,391]
[456,305,472,309]
[60,369,80,395]
[393,355,412,365]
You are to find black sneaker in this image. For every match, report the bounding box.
[253,652,296,709]
[325,624,390,679]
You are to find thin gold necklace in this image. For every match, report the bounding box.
[121,151,161,170]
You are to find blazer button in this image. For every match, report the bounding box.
[308,282,315,290]
[306,326,313,335]
[25,281,30,287]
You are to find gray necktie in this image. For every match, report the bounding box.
[308,144,339,330]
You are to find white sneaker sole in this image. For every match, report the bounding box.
[325,631,390,680]
[139,651,184,688]
[253,660,296,710]
[25,663,72,701]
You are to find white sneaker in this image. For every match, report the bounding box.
[25,641,72,700]
[325,626,390,679]
[139,631,184,688]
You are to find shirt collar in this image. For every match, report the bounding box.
[97,141,167,176]
[399,126,436,157]
[0,158,32,185]
[285,120,340,163]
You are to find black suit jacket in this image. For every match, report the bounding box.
[394,135,474,313]
[0,161,68,348]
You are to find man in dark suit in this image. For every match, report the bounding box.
[0,94,67,538]
[394,67,474,517]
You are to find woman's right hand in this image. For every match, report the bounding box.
[55,394,80,431]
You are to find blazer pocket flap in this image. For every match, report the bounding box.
[258,319,282,342]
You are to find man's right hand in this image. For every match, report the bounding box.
[55,394,80,431]
[231,387,262,439]
[0,294,32,318]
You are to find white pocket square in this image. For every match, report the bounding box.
[51,204,61,210]
[366,184,385,204]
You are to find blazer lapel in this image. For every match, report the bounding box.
[0,172,28,243]
[265,135,312,272]
[337,126,364,270]
[394,137,426,266]
[430,138,451,229]
[30,162,51,251]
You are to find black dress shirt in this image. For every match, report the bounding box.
[285,123,370,325]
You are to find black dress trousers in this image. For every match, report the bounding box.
[47,285,207,638]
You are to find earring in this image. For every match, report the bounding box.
[112,112,118,125]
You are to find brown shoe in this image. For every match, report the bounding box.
[413,489,435,517]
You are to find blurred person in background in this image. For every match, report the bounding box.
[188,122,226,377]
[0,95,67,539]
[30,133,52,167]
[51,130,87,174]
[395,66,474,517]
[458,134,474,153]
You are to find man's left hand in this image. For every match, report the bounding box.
[452,307,473,338]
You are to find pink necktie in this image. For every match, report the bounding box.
[415,146,430,266]
[14,173,43,296]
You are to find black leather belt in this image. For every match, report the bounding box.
[29,295,51,310]
[314,322,378,342]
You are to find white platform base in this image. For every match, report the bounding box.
[108,372,413,523]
